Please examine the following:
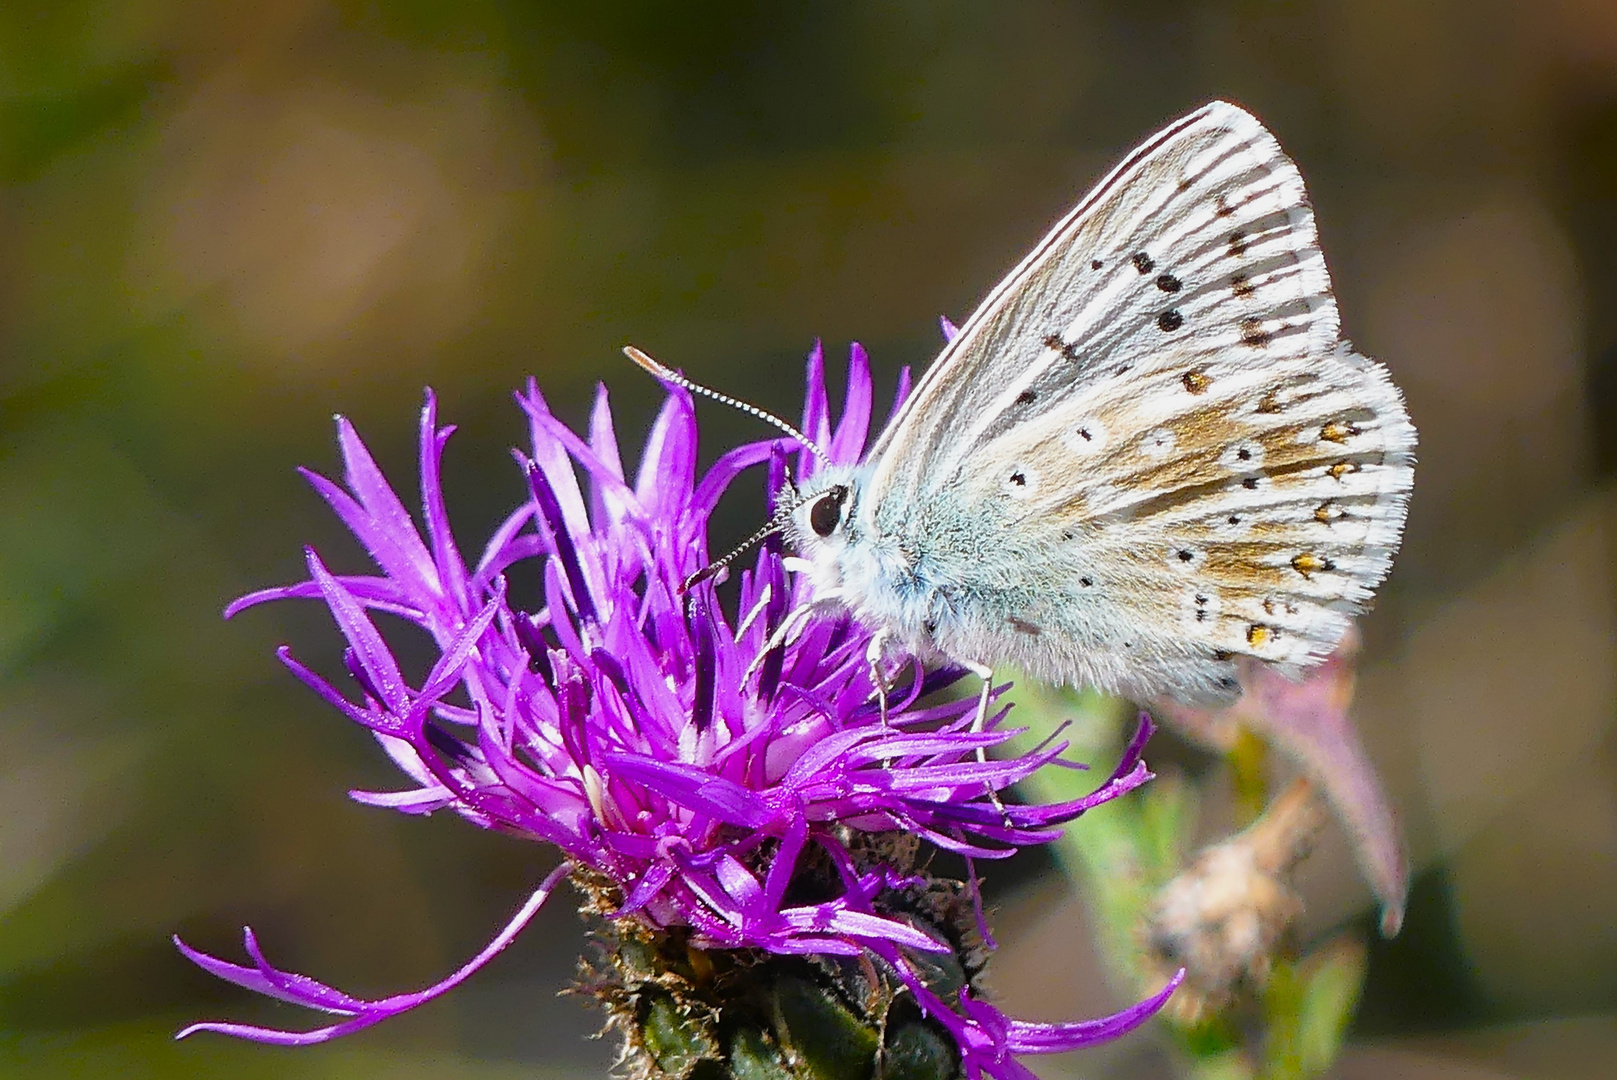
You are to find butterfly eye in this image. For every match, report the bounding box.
[809,485,849,538]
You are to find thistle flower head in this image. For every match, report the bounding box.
[176,343,1177,1076]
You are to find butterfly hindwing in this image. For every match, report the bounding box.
[863,101,1414,702]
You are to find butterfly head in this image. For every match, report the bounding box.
[782,466,865,593]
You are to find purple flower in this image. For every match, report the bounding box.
[176,343,1178,1075]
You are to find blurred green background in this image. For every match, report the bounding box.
[2,2,1615,1077]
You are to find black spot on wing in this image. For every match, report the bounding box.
[1041,332,1083,362]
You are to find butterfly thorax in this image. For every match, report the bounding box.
[786,467,945,661]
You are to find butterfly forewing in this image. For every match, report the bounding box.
[862,101,1414,702]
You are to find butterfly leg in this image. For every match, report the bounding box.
[866,627,894,728]
[963,660,994,733]
[963,659,1009,818]
[744,592,843,686]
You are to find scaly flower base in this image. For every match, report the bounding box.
[578,832,980,1080]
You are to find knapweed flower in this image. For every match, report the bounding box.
[176,343,1180,1078]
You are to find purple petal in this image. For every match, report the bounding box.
[176,862,572,1045]
[799,341,830,474]
[634,390,697,518]
[414,594,502,708]
[348,786,456,813]
[888,365,914,424]
[227,577,424,622]
[172,929,363,1012]
[780,908,948,952]
[418,392,471,606]
[1003,969,1184,1052]
[827,344,874,462]
[517,381,591,540]
[602,753,772,828]
[527,460,598,625]
[276,648,389,731]
[305,550,410,716]
[525,391,645,528]
[587,383,628,523]
[761,813,807,911]
[332,419,439,597]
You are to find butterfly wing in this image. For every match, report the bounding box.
[863,101,1414,702]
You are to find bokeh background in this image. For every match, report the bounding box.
[3,2,1615,1077]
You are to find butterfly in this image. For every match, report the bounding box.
[631,100,1416,718]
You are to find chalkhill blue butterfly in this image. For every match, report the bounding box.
[631,100,1416,728]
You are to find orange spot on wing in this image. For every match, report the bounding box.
[1290,553,1333,578]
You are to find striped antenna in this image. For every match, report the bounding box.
[624,346,832,467]
[681,507,794,593]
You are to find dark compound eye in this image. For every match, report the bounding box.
[810,485,849,538]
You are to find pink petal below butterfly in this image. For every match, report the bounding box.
[1151,626,1407,936]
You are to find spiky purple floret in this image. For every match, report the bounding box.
[177,343,1172,1066]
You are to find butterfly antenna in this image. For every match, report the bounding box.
[624,345,833,468]
[682,509,792,593]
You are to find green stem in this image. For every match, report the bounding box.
[1228,727,1270,827]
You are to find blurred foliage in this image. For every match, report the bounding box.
[3,2,1616,1078]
